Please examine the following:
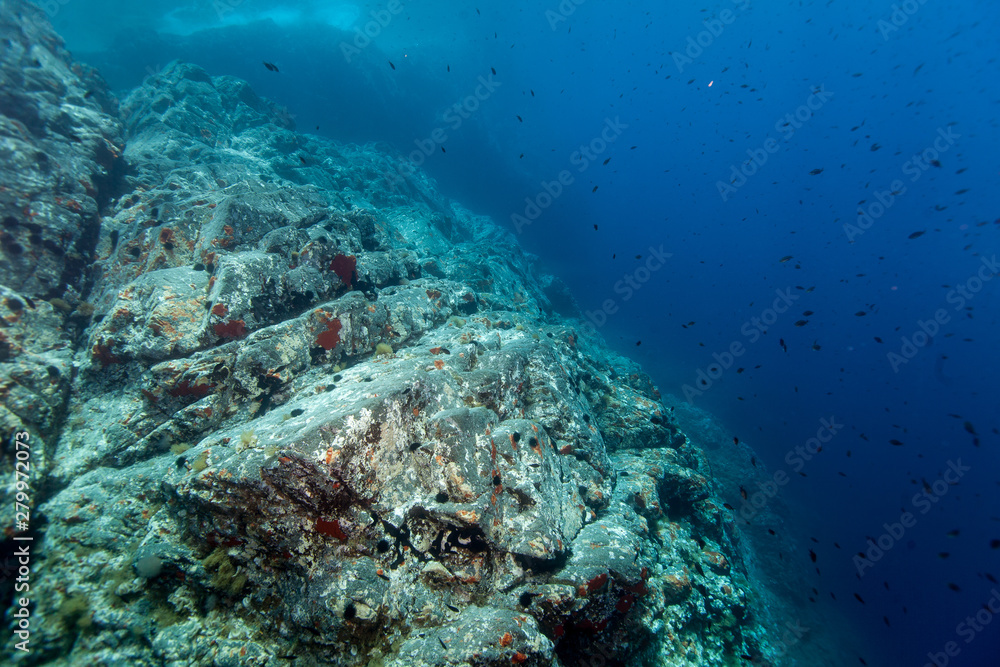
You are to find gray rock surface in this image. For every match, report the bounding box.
[1,4,786,666]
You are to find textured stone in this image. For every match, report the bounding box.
[0,7,785,666]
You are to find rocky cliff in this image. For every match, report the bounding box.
[1,3,781,665]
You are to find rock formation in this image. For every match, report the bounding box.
[1,3,783,664]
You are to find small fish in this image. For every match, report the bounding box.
[593,224,598,230]
[635,340,641,346]
[947,529,960,538]
[948,583,961,592]
[809,168,823,175]
[733,437,739,445]
[802,310,814,316]
[908,231,926,239]
[873,337,883,343]
[794,320,809,327]
[429,347,451,355]
[855,311,867,317]
[889,439,904,446]
[83,90,93,99]
[811,341,821,351]
[739,486,748,500]
[779,255,793,263]
[855,593,865,604]
[263,61,279,72]
[964,421,977,435]
[517,115,523,122]
[388,60,395,70]
[491,67,496,75]
[603,158,611,165]
[809,549,817,562]
[779,338,787,353]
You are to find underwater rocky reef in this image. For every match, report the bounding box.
[0,2,800,665]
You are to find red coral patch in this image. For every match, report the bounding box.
[329,254,357,288]
[92,340,120,367]
[315,518,347,540]
[211,303,228,317]
[214,319,246,338]
[168,379,214,398]
[616,593,636,614]
[316,317,342,351]
[587,572,608,594]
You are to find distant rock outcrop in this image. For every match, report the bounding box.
[1,4,781,665]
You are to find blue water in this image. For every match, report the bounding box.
[49,1,1000,665]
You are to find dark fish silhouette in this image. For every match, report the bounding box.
[263,61,279,72]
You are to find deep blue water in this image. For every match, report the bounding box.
[48,1,1000,665]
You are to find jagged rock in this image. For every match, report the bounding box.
[0,0,123,299]
[0,7,783,666]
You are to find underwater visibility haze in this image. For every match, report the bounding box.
[0,0,999,666]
